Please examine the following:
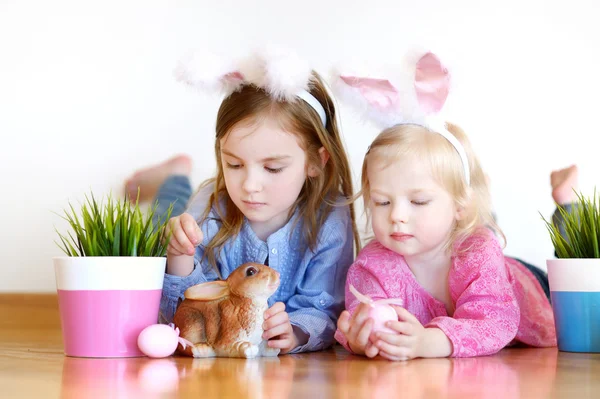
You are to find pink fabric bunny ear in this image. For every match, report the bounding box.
[414,52,450,114]
[331,50,451,127]
[174,51,245,95]
[338,76,400,113]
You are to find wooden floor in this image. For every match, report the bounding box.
[1,295,600,398]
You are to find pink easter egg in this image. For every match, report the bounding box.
[369,304,397,334]
[137,324,179,358]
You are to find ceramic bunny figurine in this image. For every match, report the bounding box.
[173,262,281,359]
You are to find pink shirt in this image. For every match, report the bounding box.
[335,229,557,357]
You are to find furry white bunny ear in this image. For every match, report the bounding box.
[174,51,245,95]
[184,280,229,301]
[331,50,451,128]
[331,69,404,128]
[244,47,313,101]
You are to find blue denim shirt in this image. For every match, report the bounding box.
[160,185,354,353]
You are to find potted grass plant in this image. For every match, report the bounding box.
[543,191,600,353]
[54,192,173,358]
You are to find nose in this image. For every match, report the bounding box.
[390,201,408,224]
[242,168,262,194]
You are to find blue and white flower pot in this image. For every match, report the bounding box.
[547,259,600,353]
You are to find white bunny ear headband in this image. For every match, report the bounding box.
[174,48,327,127]
[331,51,470,186]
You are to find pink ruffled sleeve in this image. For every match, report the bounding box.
[426,233,520,357]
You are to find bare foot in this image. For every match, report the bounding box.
[550,164,578,205]
[125,154,193,203]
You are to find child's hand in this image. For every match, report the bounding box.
[263,302,298,354]
[164,213,202,277]
[165,213,203,256]
[371,306,425,361]
[337,304,380,357]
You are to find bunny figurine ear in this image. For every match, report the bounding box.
[414,52,450,114]
[184,280,230,301]
[174,51,245,95]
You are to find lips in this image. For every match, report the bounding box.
[390,233,413,242]
[243,200,266,209]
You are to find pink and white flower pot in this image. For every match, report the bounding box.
[53,257,165,358]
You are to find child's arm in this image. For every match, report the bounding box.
[334,247,391,356]
[283,211,355,353]
[424,236,520,357]
[159,214,220,324]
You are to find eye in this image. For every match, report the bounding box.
[411,200,430,206]
[226,163,242,169]
[374,200,390,207]
[265,166,284,173]
[245,266,258,277]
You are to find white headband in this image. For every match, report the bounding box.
[423,120,470,185]
[175,48,327,127]
[296,90,327,127]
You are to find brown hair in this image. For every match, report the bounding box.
[199,72,360,271]
[359,122,504,252]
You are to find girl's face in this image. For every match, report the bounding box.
[220,118,313,240]
[367,155,460,263]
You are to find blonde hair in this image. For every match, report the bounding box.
[359,123,504,252]
[200,72,360,271]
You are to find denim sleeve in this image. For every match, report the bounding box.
[159,215,221,324]
[286,207,354,353]
[552,203,576,241]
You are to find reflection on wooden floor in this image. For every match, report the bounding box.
[1,294,599,398]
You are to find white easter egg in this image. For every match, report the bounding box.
[369,304,397,334]
[137,324,179,358]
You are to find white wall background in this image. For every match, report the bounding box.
[1,0,599,292]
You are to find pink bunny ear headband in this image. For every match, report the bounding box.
[332,51,470,186]
[174,48,327,127]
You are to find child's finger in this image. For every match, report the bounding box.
[263,323,292,340]
[170,227,193,255]
[374,331,411,346]
[364,340,379,358]
[264,302,286,319]
[373,339,408,359]
[384,320,413,335]
[166,245,186,256]
[267,336,294,349]
[263,311,289,331]
[353,318,374,349]
[337,311,351,334]
[391,306,419,323]
[181,214,201,244]
[168,233,189,255]
[174,219,197,255]
[350,303,371,326]
[162,218,176,245]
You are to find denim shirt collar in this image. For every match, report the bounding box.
[240,208,300,250]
